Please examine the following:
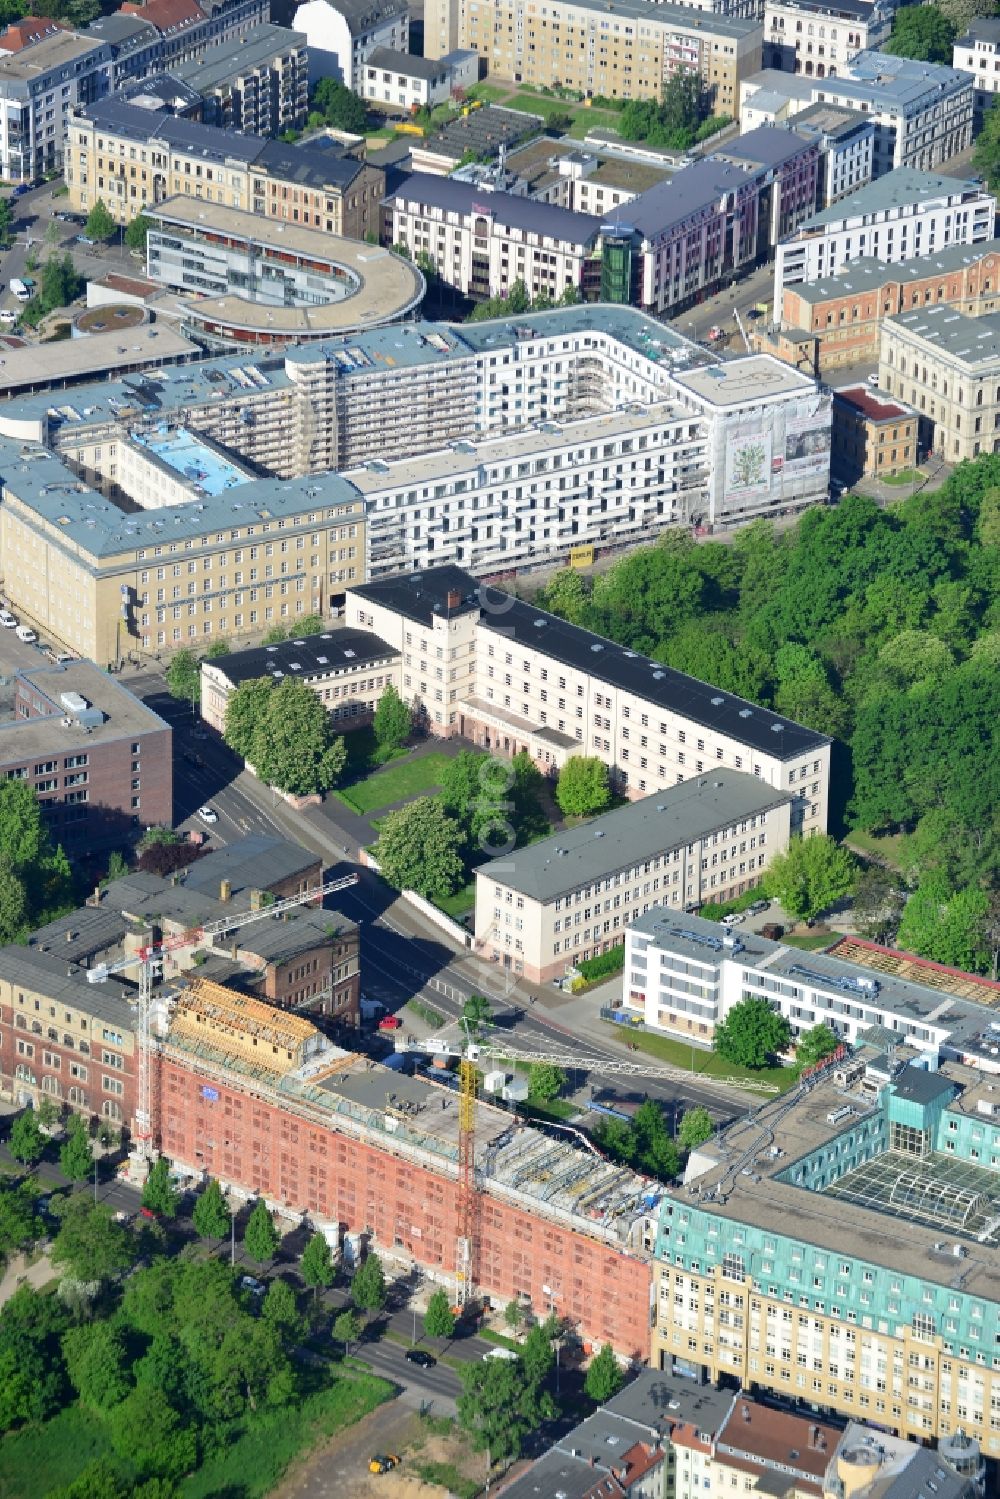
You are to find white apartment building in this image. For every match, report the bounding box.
[384,172,602,305]
[291,0,408,89]
[763,0,892,80]
[360,46,453,109]
[774,167,997,296]
[345,567,832,833]
[954,16,1000,126]
[789,100,875,205]
[624,908,975,1049]
[878,304,1000,464]
[473,773,792,983]
[0,27,111,181]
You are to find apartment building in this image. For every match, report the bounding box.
[346,567,832,829]
[878,304,1000,464]
[741,52,974,178]
[954,16,1000,127]
[0,442,365,665]
[66,98,385,232]
[360,47,453,109]
[291,0,409,89]
[144,197,424,346]
[425,0,762,110]
[0,661,172,851]
[86,14,163,90]
[384,172,602,303]
[831,385,918,483]
[0,26,111,182]
[653,1056,1000,1454]
[200,628,400,732]
[778,240,1000,372]
[790,100,874,205]
[119,0,268,71]
[474,773,792,983]
[774,169,997,297]
[763,0,891,79]
[173,24,309,135]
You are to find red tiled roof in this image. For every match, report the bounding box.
[717,1400,838,1483]
[834,385,909,422]
[119,0,205,31]
[0,17,63,51]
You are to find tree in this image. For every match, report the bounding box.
[192,1179,230,1242]
[262,1279,304,1348]
[374,797,465,898]
[527,1062,567,1103]
[897,874,990,972]
[352,1251,387,1317]
[0,195,12,250]
[677,1106,714,1151]
[0,1284,69,1433]
[108,1383,198,1482]
[51,1197,135,1284]
[262,624,288,644]
[795,1023,839,1070]
[631,1099,680,1180]
[504,1299,525,1333]
[105,850,129,884]
[0,859,27,944]
[39,252,83,313]
[462,992,493,1038]
[974,96,1000,191]
[585,1343,624,1403]
[424,1287,456,1339]
[9,1108,46,1170]
[141,1157,180,1220]
[124,213,151,252]
[224,677,274,760]
[300,1231,335,1300]
[204,638,230,660]
[521,1320,555,1385]
[619,69,705,149]
[243,1199,280,1264]
[59,1116,94,1183]
[714,996,791,1069]
[245,677,347,796]
[84,199,117,243]
[0,778,46,871]
[333,1307,361,1355]
[764,835,856,923]
[0,1178,43,1264]
[165,648,201,711]
[63,1321,131,1411]
[555,756,612,818]
[295,614,324,636]
[458,1356,553,1468]
[372,683,411,756]
[312,77,367,132]
[852,865,906,943]
[884,5,956,63]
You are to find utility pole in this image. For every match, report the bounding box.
[231,1203,236,1268]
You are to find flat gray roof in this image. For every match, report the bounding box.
[786,240,1000,302]
[365,45,448,80]
[671,354,814,406]
[0,325,199,399]
[0,661,170,767]
[179,834,319,899]
[175,24,305,89]
[798,166,981,229]
[889,304,1000,365]
[476,772,790,903]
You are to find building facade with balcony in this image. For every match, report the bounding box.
[0,26,111,181]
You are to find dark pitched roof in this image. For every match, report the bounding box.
[321,0,407,36]
[626,158,749,240]
[87,13,160,46]
[252,136,366,190]
[387,172,602,246]
[350,566,484,629]
[365,45,448,80]
[713,123,816,170]
[76,98,265,161]
[206,627,399,688]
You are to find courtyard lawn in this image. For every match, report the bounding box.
[781,932,838,952]
[432,880,477,920]
[0,1407,113,1499]
[333,751,454,816]
[603,1022,796,1096]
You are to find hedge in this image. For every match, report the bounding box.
[577,943,625,982]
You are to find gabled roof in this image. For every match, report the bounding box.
[120,0,206,33]
[387,171,602,247]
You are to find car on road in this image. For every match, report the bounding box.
[368,1455,400,1475]
[0,609,16,628]
[75,234,95,246]
[197,805,219,825]
[721,912,745,928]
[378,1015,403,1031]
[405,1348,436,1368]
[240,1275,266,1297]
[10,183,30,199]
[483,1346,519,1362]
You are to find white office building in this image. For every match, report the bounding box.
[954,16,1000,125]
[774,167,997,296]
[291,0,408,89]
[0,27,111,181]
[763,0,892,79]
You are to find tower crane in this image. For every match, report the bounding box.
[394,1028,781,1306]
[87,873,358,1172]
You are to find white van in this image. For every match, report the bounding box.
[9,278,31,302]
[0,308,17,327]
[15,624,37,643]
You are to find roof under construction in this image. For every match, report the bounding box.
[169,974,321,1076]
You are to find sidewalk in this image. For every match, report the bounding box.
[0,1248,53,1306]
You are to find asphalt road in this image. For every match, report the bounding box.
[1,180,142,322]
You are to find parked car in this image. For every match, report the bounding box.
[747,899,770,916]
[197,805,218,825]
[368,1455,400,1475]
[0,309,17,328]
[14,624,37,643]
[721,912,745,927]
[483,1347,519,1362]
[10,183,30,199]
[139,1206,158,1220]
[378,1015,403,1031]
[0,609,16,628]
[405,1348,436,1368]
[240,1275,266,1297]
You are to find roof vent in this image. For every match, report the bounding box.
[738,708,752,718]
[590,643,603,652]
[771,723,784,732]
[711,695,724,705]
[594,830,605,838]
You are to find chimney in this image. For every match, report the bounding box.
[66,929,75,942]
[446,588,460,609]
[220,878,232,903]
[250,888,264,911]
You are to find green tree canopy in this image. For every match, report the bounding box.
[372,683,411,755]
[224,676,346,795]
[677,1106,714,1151]
[141,1157,180,1220]
[423,1287,456,1339]
[243,1199,280,1264]
[897,875,990,972]
[333,1307,361,1354]
[0,859,27,945]
[795,1022,839,1070]
[352,1251,387,1315]
[504,1299,525,1331]
[192,1179,230,1241]
[374,797,465,898]
[165,649,201,709]
[619,68,706,149]
[261,1278,304,1349]
[311,77,367,131]
[51,1197,135,1284]
[59,1116,94,1183]
[884,4,956,62]
[584,1342,624,1403]
[63,1321,132,1411]
[0,1177,44,1264]
[462,992,493,1038]
[224,677,274,761]
[457,1354,554,1466]
[527,1062,567,1103]
[124,213,151,251]
[714,996,791,1069]
[300,1231,335,1298]
[555,756,612,818]
[764,835,856,923]
[84,199,117,242]
[852,865,906,944]
[9,1109,46,1170]
[0,1283,69,1433]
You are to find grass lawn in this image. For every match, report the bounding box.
[432,880,477,920]
[781,932,837,952]
[470,82,509,103]
[0,1406,113,1499]
[845,826,905,870]
[603,1022,795,1095]
[333,751,453,816]
[881,469,923,485]
[520,1096,578,1123]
